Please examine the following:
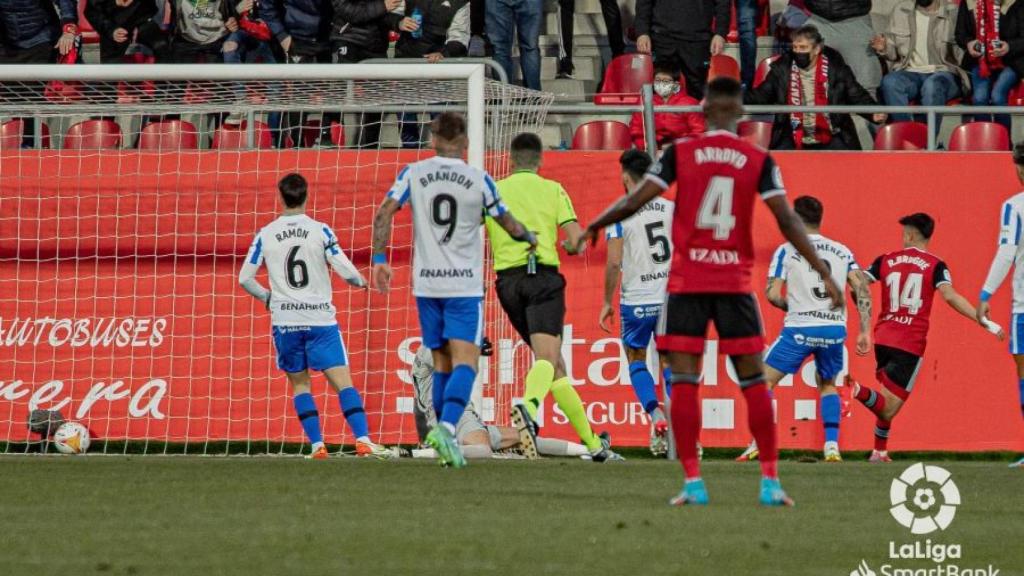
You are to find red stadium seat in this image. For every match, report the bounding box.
[63,119,122,149]
[948,122,1010,152]
[594,53,654,105]
[212,121,274,150]
[753,55,779,89]
[0,119,51,149]
[873,122,928,151]
[571,121,632,151]
[139,120,199,150]
[708,54,741,82]
[738,120,772,149]
[301,120,345,147]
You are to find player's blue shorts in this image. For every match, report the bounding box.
[416,296,483,350]
[1011,313,1024,355]
[620,303,662,350]
[272,324,348,373]
[765,325,846,381]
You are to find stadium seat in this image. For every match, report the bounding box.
[708,54,741,82]
[212,121,274,150]
[948,122,1010,151]
[139,120,200,150]
[737,120,772,149]
[63,119,122,149]
[873,122,928,151]
[0,119,51,149]
[571,121,632,150]
[753,56,779,89]
[594,53,654,105]
[301,120,345,147]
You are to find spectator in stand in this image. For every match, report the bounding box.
[168,0,238,63]
[874,0,968,123]
[264,0,333,63]
[487,0,542,90]
[803,0,882,97]
[84,0,162,63]
[745,25,883,150]
[557,0,625,79]
[222,0,278,64]
[956,0,1024,133]
[628,62,705,150]
[735,0,759,89]
[0,0,79,64]
[635,0,730,99]
[469,0,486,56]
[392,0,470,147]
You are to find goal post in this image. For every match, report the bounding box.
[0,63,552,455]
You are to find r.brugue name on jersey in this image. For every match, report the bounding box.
[887,254,932,271]
[689,248,740,265]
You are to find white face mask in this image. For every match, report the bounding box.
[654,81,677,99]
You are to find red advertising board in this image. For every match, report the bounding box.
[1,150,1021,452]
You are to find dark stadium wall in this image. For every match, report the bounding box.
[1,150,1021,452]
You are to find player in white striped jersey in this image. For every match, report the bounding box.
[977,142,1024,468]
[371,113,536,468]
[600,151,674,456]
[737,196,873,463]
[239,173,392,460]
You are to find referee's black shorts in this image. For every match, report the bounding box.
[495,264,566,344]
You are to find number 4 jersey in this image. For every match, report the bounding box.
[645,130,785,294]
[864,247,952,356]
[605,197,674,306]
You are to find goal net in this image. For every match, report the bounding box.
[0,64,553,455]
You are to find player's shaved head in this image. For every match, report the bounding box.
[431,112,468,155]
[619,149,652,185]
[793,196,823,227]
[278,173,308,208]
[900,212,935,240]
[703,77,744,130]
[510,132,543,170]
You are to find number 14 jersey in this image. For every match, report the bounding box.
[865,247,952,356]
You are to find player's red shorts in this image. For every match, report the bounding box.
[874,344,922,401]
[655,293,765,355]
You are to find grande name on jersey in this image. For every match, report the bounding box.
[645,130,786,294]
[387,157,506,298]
[606,197,674,305]
[770,234,859,327]
[240,214,364,326]
[866,247,952,356]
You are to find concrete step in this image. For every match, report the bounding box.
[543,0,609,14]
[542,78,599,101]
[543,12,608,36]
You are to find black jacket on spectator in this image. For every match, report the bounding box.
[804,0,870,22]
[745,47,877,150]
[331,0,393,57]
[955,0,1024,78]
[635,0,730,42]
[84,0,161,62]
[265,0,333,46]
[0,0,78,50]
[393,0,470,58]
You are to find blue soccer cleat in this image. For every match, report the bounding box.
[669,479,709,506]
[759,477,795,507]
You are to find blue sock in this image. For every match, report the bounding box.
[338,387,369,440]
[1018,379,1024,418]
[440,364,475,429]
[293,392,323,446]
[629,361,660,415]
[663,367,672,400]
[433,371,450,421]
[821,393,841,443]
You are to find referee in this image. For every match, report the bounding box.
[485,133,621,463]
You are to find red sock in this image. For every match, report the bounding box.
[855,383,888,418]
[670,383,701,480]
[742,382,778,479]
[874,419,891,451]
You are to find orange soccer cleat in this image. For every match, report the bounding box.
[305,445,329,460]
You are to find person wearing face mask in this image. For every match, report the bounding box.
[629,63,706,150]
[875,0,969,123]
[746,25,882,150]
[955,0,1024,135]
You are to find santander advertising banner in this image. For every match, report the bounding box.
[0,150,1021,452]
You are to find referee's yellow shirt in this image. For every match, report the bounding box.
[486,170,577,271]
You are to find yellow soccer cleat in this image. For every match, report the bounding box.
[824,441,842,463]
[355,441,395,460]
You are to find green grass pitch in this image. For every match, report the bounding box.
[1,456,1020,575]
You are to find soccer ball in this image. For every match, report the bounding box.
[53,421,91,454]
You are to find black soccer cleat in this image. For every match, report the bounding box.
[511,404,540,460]
[590,431,625,463]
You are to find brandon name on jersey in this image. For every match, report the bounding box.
[606,197,674,306]
[770,234,858,327]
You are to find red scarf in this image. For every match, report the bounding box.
[788,54,830,149]
[976,0,1004,78]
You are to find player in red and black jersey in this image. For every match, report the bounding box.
[854,213,1003,462]
[577,78,842,507]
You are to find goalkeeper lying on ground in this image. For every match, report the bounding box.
[410,343,589,459]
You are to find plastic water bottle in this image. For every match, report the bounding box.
[411,8,423,39]
[526,249,537,276]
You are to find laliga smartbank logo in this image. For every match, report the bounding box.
[849,464,1002,576]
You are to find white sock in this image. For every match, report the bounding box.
[441,422,456,435]
[651,407,666,422]
[536,437,589,457]
[311,441,325,452]
[356,436,371,444]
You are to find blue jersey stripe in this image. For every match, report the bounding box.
[249,238,263,264]
[322,226,340,255]
[1004,203,1013,226]
[771,247,786,278]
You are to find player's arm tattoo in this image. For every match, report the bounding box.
[372,199,401,257]
[765,278,787,311]
[850,271,872,334]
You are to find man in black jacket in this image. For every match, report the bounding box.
[392,0,470,147]
[84,0,161,63]
[804,0,881,96]
[0,0,79,63]
[635,0,730,99]
[745,25,884,150]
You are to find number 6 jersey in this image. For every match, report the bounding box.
[864,247,952,356]
[605,198,675,306]
[387,156,508,298]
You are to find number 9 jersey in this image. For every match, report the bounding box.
[387,157,507,298]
